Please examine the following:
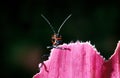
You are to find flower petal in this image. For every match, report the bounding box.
[33,41,105,78]
[103,41,120,78]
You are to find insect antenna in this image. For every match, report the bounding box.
[57,14,72,35]
[41,14,56,34]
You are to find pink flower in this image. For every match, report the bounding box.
[33,41,120,78]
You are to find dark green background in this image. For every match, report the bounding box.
[1,0,120,78]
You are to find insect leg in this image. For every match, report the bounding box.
[47,46,54,49]
[40,54,49,72]
[40,62,49,72]
[55,46,71,51]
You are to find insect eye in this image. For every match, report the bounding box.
[52,39,55,42]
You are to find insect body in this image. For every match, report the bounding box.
[40,14,71,72]
[41,14,71,50]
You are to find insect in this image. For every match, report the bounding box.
[40,14,72,72]
[41,14,72,50]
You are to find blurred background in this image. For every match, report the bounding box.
[1,0,120,78]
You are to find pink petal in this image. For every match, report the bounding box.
[33,41,104,78]
[102,41,120,78]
